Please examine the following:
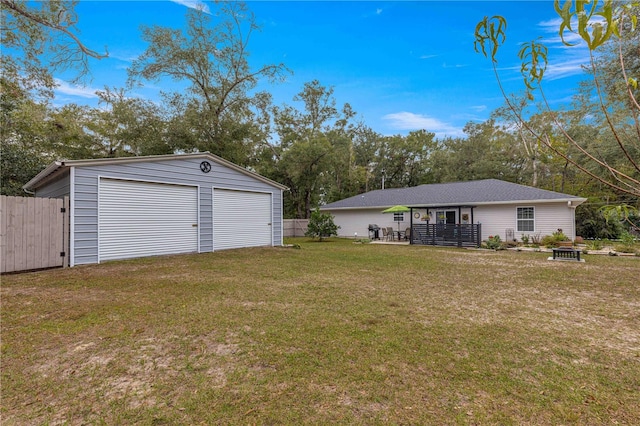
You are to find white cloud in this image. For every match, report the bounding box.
[470,105,487,112]
[420,54,437,60]
[170,0,210,14]
[382,112,464,138]
[376,8,383,15]
[498,54,586,82]
[538,15,607,44]
[544,57,587,80]
[442,62,467,69]
[508,17,595,82]
[537,17,566,35]
[54,79,99,99]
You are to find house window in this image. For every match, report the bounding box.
[393,212,404,222]
[517,207,535,232]
[436,210,456,224]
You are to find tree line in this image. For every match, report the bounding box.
[2,0,638,238]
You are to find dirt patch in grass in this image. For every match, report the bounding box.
[2,240,639,424]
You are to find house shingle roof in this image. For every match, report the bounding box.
[321,179,586,210]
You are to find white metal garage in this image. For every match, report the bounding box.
[24,153,287,266]
[99,178,199,261]
[213,189,272,251]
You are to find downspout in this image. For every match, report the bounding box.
[568,200,577,241]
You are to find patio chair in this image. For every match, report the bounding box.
[381,227,389,241]
[386,227,394,241]
[404,227,411,241]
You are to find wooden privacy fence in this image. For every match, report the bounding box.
[1,195,69,273]
[283,219,309,237]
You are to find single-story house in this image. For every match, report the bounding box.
[321,179,587,247]
[23,153,287,266]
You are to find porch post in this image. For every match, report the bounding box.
[409,208,413,245]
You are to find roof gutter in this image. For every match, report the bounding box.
[22,161,65,192]
[321,197,588,211]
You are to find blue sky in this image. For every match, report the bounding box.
[52,1,590,139]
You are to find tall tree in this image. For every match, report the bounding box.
[0,76,102,194]
[0,78,46,195]
[376,130,438,189]
[350,125,385,192]
[83,87,174,157]
[258,80,355,218]
[1,0,110,194]
[127,1,288,165]
[1,0,108,96]
[474,0,640,198]
[430,120,525,184]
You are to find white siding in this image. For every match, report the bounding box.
[473,202,577,242]
[328,202,578,242]
[473,205,514,241]
[325,209,413,238]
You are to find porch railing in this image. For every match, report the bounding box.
[411,223,482,248]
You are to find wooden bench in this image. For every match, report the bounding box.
[552,247,582,261]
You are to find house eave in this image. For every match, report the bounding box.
[321,197,588,211]
[23,153,289,192]
[23,161,65,192]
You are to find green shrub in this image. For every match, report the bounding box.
[305,208,340,241]
[615,231,639,254]
[586,239,604,250]
[484,235,503,250]
[541,230,570,248]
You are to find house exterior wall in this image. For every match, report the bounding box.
[325,209,412,238]
[326,202,578,242]
[37,157,283,266]
[326,207,475,238]
[474,202,577,242]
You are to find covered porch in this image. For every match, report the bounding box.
[408,205,482,248]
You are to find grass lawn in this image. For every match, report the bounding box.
[2,238,639,425]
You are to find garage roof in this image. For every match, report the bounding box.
[23,152,288,192]
[321,179,586,210]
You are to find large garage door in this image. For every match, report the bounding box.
[213,189,272,251]
[99,179,198,261]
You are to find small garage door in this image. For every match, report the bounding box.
[99,179,198,261]
[213,189,272,251]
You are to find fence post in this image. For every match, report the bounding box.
[0,196,7,273]
[63,196,70,268]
